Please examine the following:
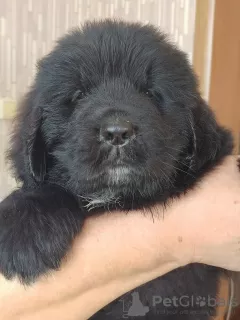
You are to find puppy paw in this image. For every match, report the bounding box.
[0,186,83,284]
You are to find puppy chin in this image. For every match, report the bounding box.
[107,166,131,184]
[81,166,134,211]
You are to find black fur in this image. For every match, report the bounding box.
[1,20,233,318]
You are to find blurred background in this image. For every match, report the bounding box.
[1,0,240,198]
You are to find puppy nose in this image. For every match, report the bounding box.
[101,120,134,146]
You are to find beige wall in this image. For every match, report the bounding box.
[0,120,16,199]
[0,0,196,102]
[0,0,196,198]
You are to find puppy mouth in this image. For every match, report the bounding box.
[107,165,132,184]
[88,141,146,185]
[99,145,137,171]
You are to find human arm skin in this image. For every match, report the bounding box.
[0,156,240,320]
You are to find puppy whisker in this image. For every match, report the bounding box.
[165,152,190,168]
[165,145,183,153]
[159,159,195,178]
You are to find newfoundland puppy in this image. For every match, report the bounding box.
[0,20,233,319]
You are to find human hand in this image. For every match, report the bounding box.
[165,156,240,271]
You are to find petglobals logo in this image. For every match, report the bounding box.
[121,291,238,318]
[152,295,238,309]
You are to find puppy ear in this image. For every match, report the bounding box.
[8,89,47,184]
[191,97,233,171]
[27,105,47,182]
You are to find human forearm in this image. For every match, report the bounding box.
[0,211,183,320]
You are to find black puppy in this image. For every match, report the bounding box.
[0,20,233,319]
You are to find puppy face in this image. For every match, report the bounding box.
[10,21,232,209]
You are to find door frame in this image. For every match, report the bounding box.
[193,0,240,152]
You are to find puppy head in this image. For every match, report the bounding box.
[10,20,232,208]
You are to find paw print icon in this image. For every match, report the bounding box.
[196,296,206,307]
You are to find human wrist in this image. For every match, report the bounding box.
[165,155,240,269]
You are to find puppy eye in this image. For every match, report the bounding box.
[144,89,152,97]
[71,89,86,103]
